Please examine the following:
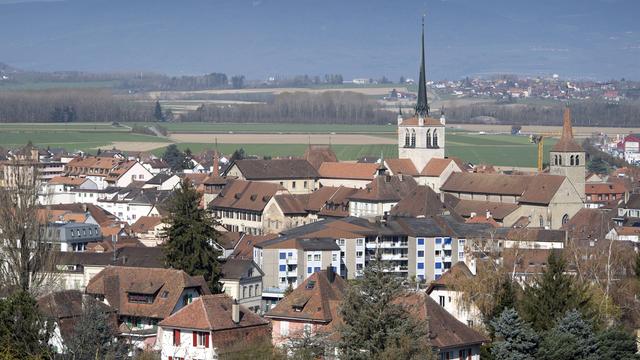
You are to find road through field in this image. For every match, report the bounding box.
[169,133,396,145]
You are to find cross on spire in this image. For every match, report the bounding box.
[415,15,430,117]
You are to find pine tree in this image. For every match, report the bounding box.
[338,259,433,360]
[0,291,53,359]
[596,327,640,360]
[538,309,598,360]
[487,275,518,337]
[162,144,186,172]
[490,308,538,360]
[162,179,223,292]
[153,100,164,121]
[520,251,592,331]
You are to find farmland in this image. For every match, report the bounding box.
[0,122,558,167]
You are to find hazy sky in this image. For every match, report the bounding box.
[1,0,639,80]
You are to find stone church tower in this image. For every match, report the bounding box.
[550,107,586,201]
[397,18,445,172]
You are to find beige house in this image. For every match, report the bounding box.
[224,159,318,194]
[441,172,584,230]
[262,194,317,234]
[220,259,264,312]
[417,157,463,192]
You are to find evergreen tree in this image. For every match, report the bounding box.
[0,291,53,359]
[520,251,592,331]
[490,308,538,360]
[162,144,186,172]
[596,327,640,360]
[487,275,518,336]
[153,100,164,121]
[65,298,128,359]
[162,179,223,292]
[338,259,433,360]
[538,309,598,360]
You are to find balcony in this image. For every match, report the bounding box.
[380,253,408,261]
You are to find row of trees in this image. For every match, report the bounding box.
[0,89,155,123]
[446,100,640,127]
[183,91,395,124]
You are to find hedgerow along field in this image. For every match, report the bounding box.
[0,122,556,167]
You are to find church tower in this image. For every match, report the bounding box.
[550,107,585,201]
[397,17,445,172]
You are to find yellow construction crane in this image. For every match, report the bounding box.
[528,132,560,172]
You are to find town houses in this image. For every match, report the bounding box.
[0,18,638,360]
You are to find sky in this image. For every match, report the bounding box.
[0,0,639,80]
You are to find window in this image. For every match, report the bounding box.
[248,286,253,297]
[562,214,569,225]
[313,254,321,261]
[426,129,431,147]
[356,251,363,258]
[539,215,544,227]
[570,155,575,166]
[356,239,364,246]
[280,321,289,336]
[417,250,424,257]
[194,331,209,347]
[439,296,445,307]
[435,238,441,245]
[575,155,580,166]
[433,129,438,148]
[417,238,424,246]
[307,254,312,261]
[308,267,312,274]
[435,262,442,269]
[411,130,416,147]
[173,329,181,346]
[314,267,320,273]
[279,265,286,272]
[332,253,338,261]
[279,253,286,260]
[303,181,308,188]
[404,130,410,147]
[417,262,424,269]
[292,181,296,189]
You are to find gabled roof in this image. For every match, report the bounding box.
[48,176,89,186]
[274,194,309,215]
[442,172,566,205]
[349,174,418,202]
[86,266,210,319]
[105,160,139,182]
[452,200,520,221]
[146,173,176,185]
[306,186,358,218]
[159,294,268,331]
[420,158,461,177]
[389,186,450,218]
[265,269,345,324]
[229,159,318,180]
[231,233,278,259]
[304,145,338,170]
[385,158,419,176]
[395,292,488,350]
[585,182,628,195]
[318,162,378,180]
[426,262,473,293]
[209,179,281,212]
[551,107,583,153]
[130,216,164,234]
[221,258,264,279]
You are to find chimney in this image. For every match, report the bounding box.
[470,212,477,218]
[486,210,491,219]
[232,299,240,324]
[212,151,220,177]
[440,107,446,125]
[326,265,335,283]
[418,116,424,127]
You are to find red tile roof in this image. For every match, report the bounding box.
[318,162,378,180]
[399,116,444,127]
[209,179,281,212]
[130,216,164,234]
[385,158,419,176]
[421,158,459,177]
[159,294,269,331]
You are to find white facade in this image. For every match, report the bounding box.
[110,162,153,188]
[429,288,483,329]
[157,328,216,360]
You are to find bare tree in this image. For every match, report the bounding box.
[0,161,58,296]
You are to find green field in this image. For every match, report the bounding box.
[0,122,555,167]
[127,122,398,134]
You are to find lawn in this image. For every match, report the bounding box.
[0,131,169,152]
[127,122,398,134]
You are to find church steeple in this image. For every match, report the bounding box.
[415,16,430,117]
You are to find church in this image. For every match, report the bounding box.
[392,21,585,230]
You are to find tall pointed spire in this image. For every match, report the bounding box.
[415,15,430,117]
[551,106,583,152]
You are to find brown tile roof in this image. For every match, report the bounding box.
[182,173,209,186]
[563,208,614,242]
[304,145,338,170]
[395,292,488,350]
[231,159,318,180]
[318,162,378,180]
[209,179,280,212]
[385,158,419,176]
[421,158,458,177]
[615,226,640,236]
[105,160,138,182]
[48,176,89,186]
[38,290,117,342]
[427,262,473,292]
[399,115,444,127]
[585,182,628,195]
[465,216,500,227]
[130,216,164,234]
[503,249,554,275]
[306,186,358,218]
[389,186,449,218]
[274,194,309,215]
[66,156,123,174]
[452,200,519,221]
[349,174,418,202]
[220,258,264,279]
[231,233,278,259]
[442,172,566,205]
[159,294,269,332]
[265,269,345,324]
[552,107,583,152]
[86,266,210,319]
